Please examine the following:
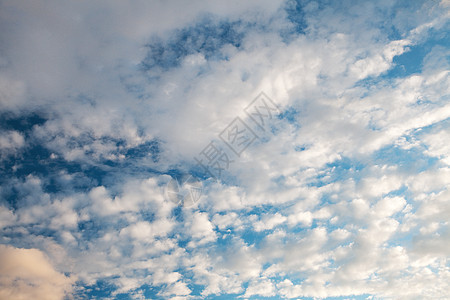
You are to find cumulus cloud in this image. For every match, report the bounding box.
[0,131,24,158]
[0,0,449,299]
[0,245,75,300]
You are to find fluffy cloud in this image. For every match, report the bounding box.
[0,245,75,300]
[0,131,24,158]
[0,0,449,299]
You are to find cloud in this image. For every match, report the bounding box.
[0,0,449,299]
[0,131,24,158]
[0,244,75,300]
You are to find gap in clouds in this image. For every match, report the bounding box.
[141,17,246,74]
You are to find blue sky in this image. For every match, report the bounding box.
[0,0,449,299]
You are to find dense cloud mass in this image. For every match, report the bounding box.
[0,0,449,299]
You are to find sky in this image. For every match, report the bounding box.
[0,0,449,299]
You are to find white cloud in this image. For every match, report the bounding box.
[0,206,15,230]
[374,196,406,218]
[242,279,276,298]
[0,0,449,299]
[422,129,450,165]
[0,131,24,158]
[253,212,287,231]
[186,211,217,247]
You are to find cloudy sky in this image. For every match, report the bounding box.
[0,0,449,299]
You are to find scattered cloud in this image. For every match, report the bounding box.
[0,0,449,299]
